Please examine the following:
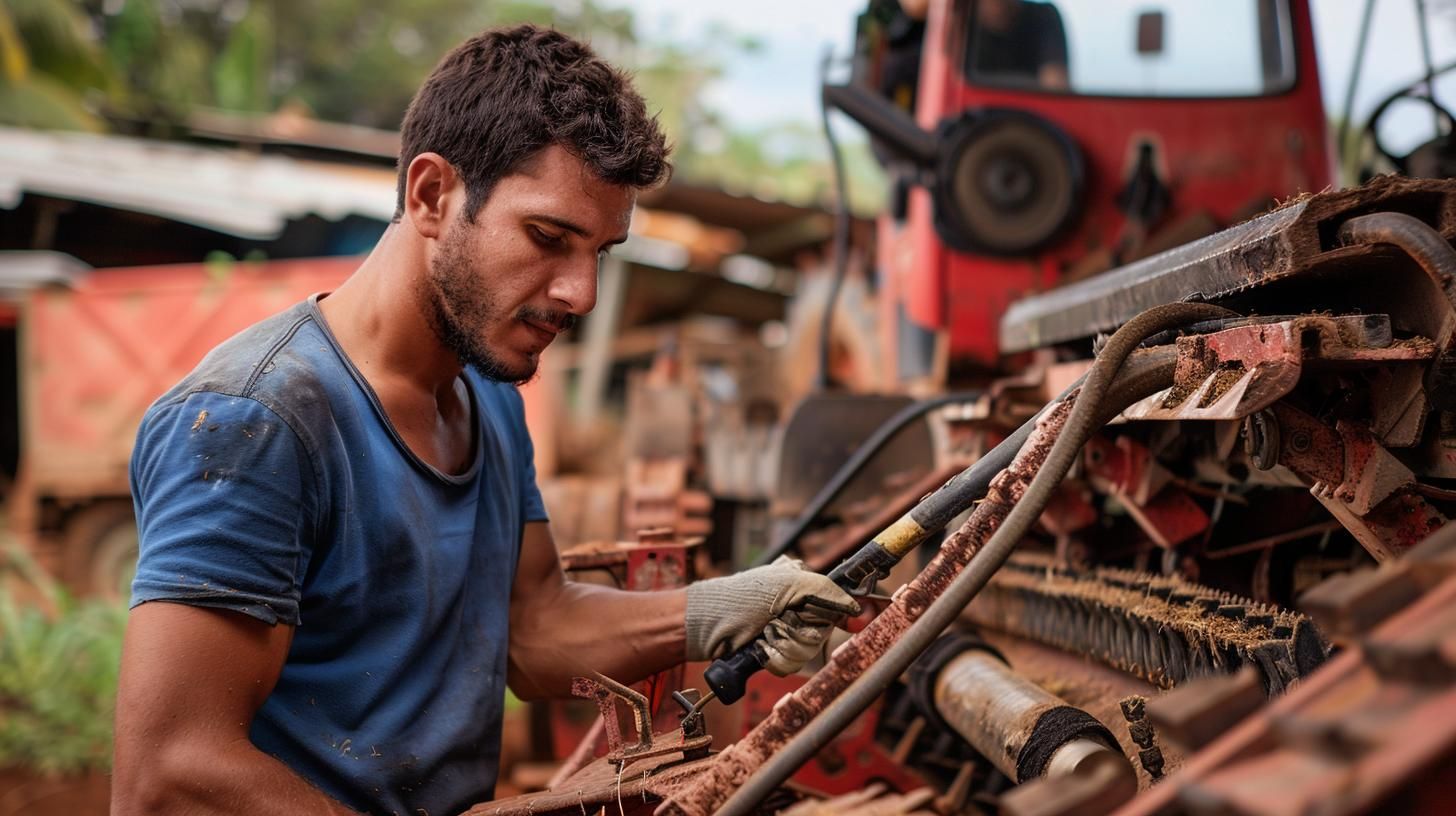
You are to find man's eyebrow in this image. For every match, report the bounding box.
[531,214,630,246]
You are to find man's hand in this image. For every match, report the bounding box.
[685,558,861,676]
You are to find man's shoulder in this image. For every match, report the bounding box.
[145,300,340,444]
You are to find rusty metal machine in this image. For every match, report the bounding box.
[468,0,1456,810]
[473,175,1456,815]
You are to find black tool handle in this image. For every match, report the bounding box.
[704,641,769,704]
[703,553,887,704]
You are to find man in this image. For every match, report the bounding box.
[970,0,1071,90]
[112,25,858,816]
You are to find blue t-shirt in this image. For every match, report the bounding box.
[129,296,547,816]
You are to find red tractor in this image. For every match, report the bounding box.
[829,0,1332,384]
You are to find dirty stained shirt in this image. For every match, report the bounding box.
[129,296,547,816]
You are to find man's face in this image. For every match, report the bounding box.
[420,144,634,383]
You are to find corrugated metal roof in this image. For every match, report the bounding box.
[0,250,89,297]
[0,126,398,240]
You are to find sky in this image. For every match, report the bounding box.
[616,0,1456,157]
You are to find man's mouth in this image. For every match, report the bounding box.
[517,308,577,346]
[521,319,558,345]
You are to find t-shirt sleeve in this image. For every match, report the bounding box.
[129,391,319,626]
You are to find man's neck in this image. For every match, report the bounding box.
[320,224,463,402]
[319,225,477,476]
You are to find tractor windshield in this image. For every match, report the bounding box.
[962,0,1295,98]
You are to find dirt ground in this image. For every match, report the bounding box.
[0,768,110,816]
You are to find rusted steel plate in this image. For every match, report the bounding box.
[1000,176,1456,353]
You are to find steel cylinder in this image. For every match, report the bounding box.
[932,648,1135,791]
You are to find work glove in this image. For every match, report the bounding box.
[685,557,861,676]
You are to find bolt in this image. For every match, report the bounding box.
[1290,430,1312,453]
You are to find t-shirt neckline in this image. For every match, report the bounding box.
[306,293,484,486]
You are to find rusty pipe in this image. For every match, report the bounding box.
[932,648,1134,791]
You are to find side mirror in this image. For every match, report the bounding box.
[1136,11,1165,57]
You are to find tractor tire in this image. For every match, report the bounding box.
[61,500,139,600]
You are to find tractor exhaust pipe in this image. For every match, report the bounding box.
[822,83,939,166]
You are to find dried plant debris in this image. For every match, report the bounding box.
[966,552,1327,695]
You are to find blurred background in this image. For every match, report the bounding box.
[0,0,1452,812]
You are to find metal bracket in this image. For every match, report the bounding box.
[571,673,713,767]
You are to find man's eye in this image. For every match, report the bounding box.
[531,226,564,246]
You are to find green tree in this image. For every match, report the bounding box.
[0,0,111,130]
[11,0,884,216]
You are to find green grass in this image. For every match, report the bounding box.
[0,545,126,774]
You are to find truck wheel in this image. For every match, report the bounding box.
[62,501,139,600]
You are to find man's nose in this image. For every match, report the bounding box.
[547,255,600,316]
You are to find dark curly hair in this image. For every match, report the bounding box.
[394,24,671,221]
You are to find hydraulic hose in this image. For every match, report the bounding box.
[755,390,984,567]
[715,302,1235,816]
[1337,212,1456,287]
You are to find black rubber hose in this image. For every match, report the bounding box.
[755,390,984,567]
[715,302,1235,816]
[817,378,1083,594]
[1337,212,1456,288]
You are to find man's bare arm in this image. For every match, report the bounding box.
[111,602,362,816]
[506,521,687,699]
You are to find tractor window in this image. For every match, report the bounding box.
[962,0,1295,98]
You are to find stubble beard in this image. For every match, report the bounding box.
[421,219,537,385]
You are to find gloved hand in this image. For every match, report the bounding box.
[685,557,861,676]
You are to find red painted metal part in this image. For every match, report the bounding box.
[734,673,931,798]
[1270,403,1449,561]
[880,0,1331,376]
[1083,436,1209,549]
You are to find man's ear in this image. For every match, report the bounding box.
[403,152,460,239]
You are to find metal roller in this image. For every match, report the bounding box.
[912,635,1137,795]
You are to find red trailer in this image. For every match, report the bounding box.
[12,256,358,595]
